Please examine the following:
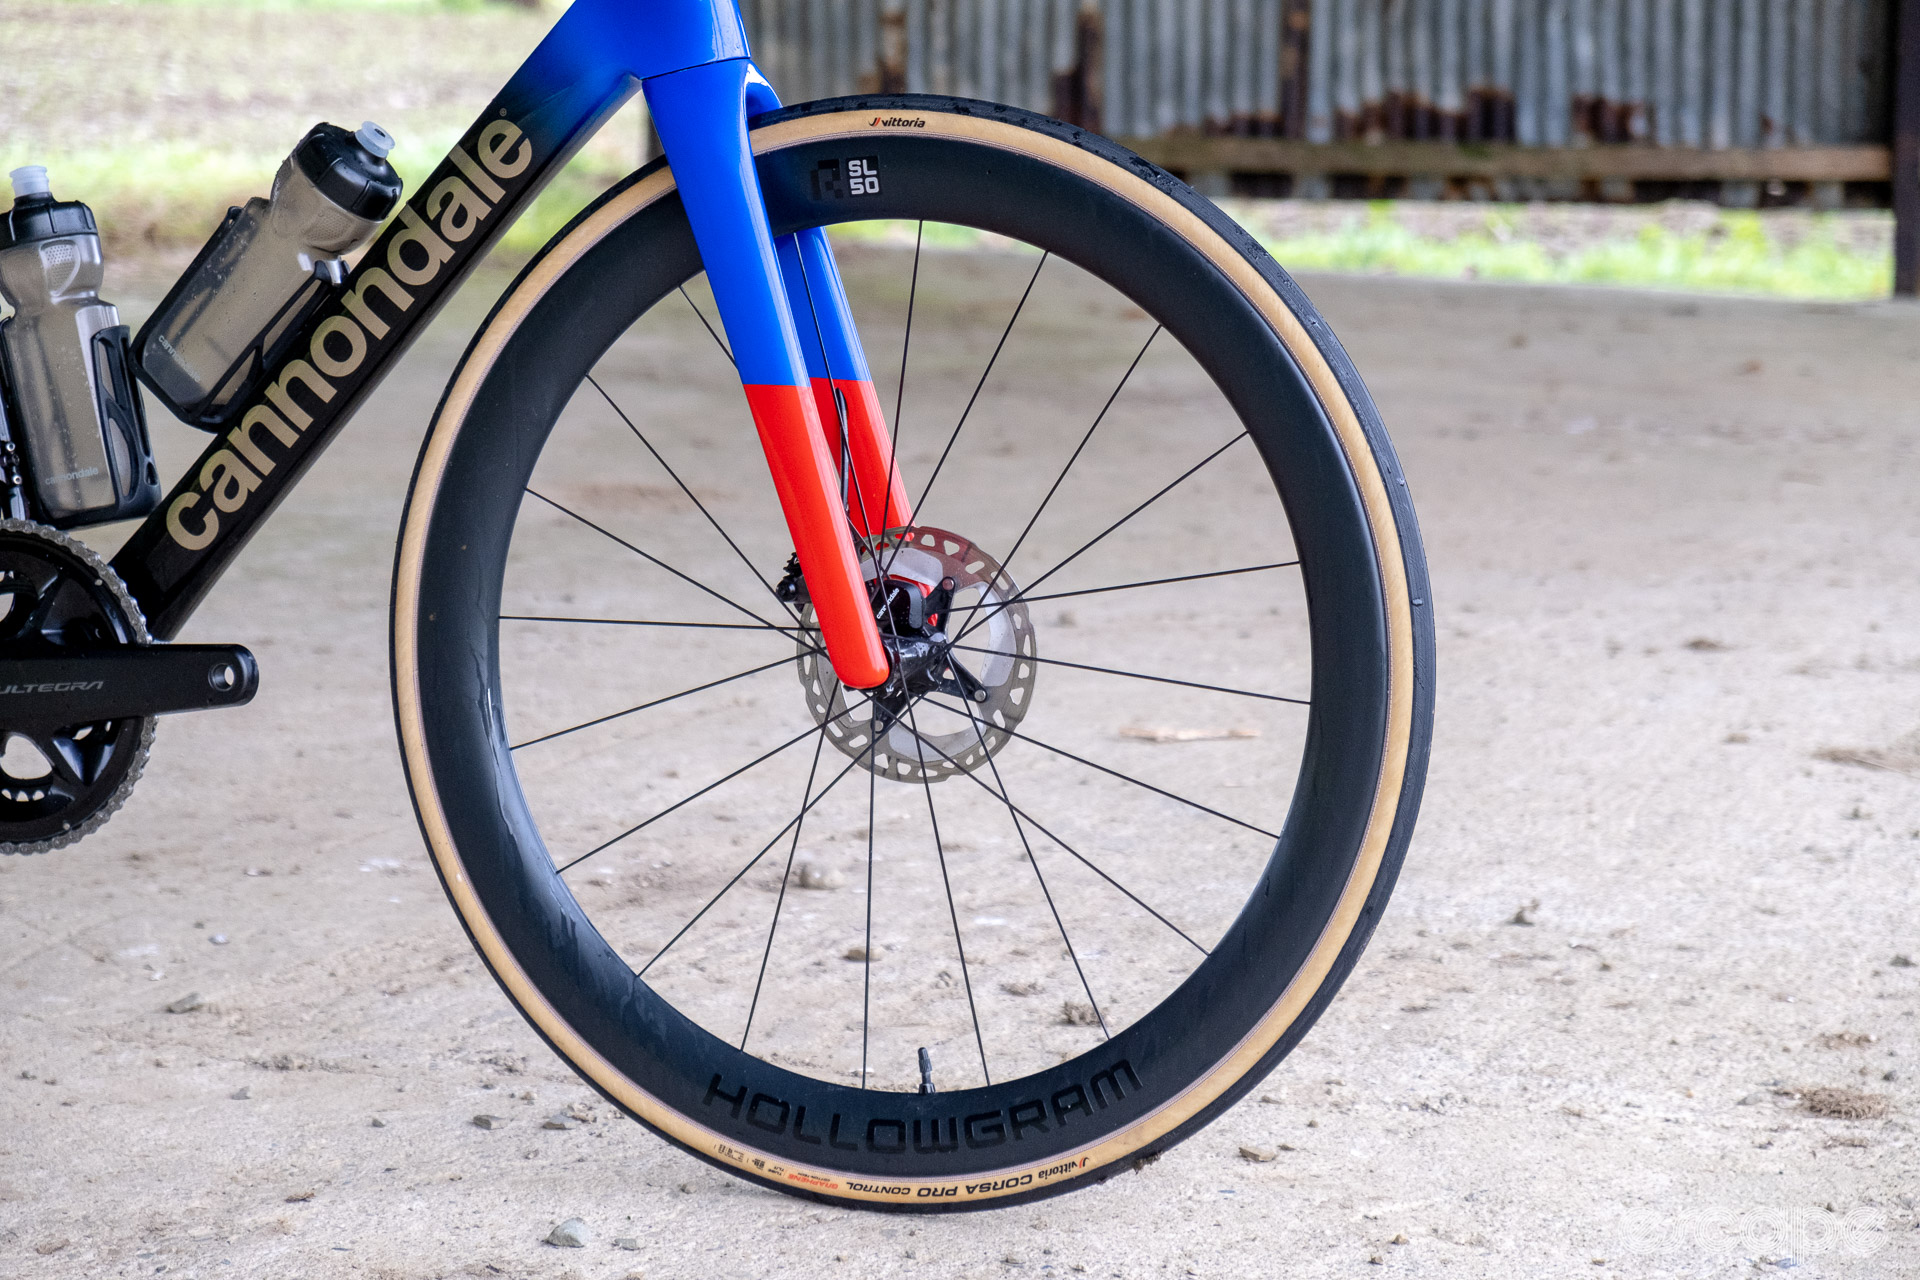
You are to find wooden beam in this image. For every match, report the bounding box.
[1895,0,1920,296]
[1118,136,1893,183]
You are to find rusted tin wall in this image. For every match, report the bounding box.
[739,0,1894,148]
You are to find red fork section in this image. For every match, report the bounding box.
[807,377,915,538]
[742,383,890,689]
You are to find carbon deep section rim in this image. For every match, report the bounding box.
[392,95,1433,1210]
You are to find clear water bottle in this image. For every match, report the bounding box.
[0,166,158,527]
[136,121,402,426]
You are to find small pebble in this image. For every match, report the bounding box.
[471,1114,506,1130]
[369,1117,386,1128]
[165,992,205,1014]
[545,1217,589,1248]
[614,1236,641,1250]
[844,946,877,962]
[209,934,229,946]
[1368,1255,1383,1266]
[229,1086,251,1101]
[285,1189,314,1203]
[793,859,845,890]
[1238,1145,1277,1162]
[1390,1233,1409,1245]
[1738,1092,1766,1106]
[1891,954,1914,968]
[543,1113,579,1130]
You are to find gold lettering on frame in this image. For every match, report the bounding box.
[228,405,298,474]
[478,119,531,179]
[342,267,414,340]
[425,176,490,243]
[166,491,218,550]
[264,359,335,430]
[310,315,368,378]
[447,144,506,202]
[385,205,454,287]
[199,449,261,513]
[165,113,537,552]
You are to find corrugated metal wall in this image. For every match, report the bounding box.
[739,0,1894,148]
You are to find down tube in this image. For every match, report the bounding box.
[110,0,749,640]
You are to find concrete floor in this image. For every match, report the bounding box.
[2,260,1918,1279]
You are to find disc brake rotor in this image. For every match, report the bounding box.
[796,526,1036,783]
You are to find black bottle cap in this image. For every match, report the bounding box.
[293,122,404,222]
[0,192,97,254]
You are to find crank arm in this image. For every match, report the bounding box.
[0,644,258,730]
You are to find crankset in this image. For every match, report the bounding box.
[0,520,257,854]
[0,644,256,728]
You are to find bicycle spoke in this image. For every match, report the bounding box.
[740,725,833,1050]
[905,250,1048,527]
[921,693,1278,839]
[525,488,789,633]
[502,611,826,666]
[953,431,1251,646]
[510,653,800,751]
[903,707,1209,955]
[1003,560,1299,607]
[904,700,992,1087]
[860,705,877,1090]
[874,221,923,540]
[944,642,1308,706]
[585,373,798,619]
[996,325,1160,582]
[501,614,807,636]
[557,700,869,873]
[681,284,734,367]
[955,686,1108,1038]
[635,737,870,978]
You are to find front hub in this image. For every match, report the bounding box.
[795,526,1036,783]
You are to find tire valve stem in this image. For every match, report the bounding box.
[917,1046,936,1095]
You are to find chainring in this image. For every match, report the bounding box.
[0,519,154,855]
[796,526,1036,784]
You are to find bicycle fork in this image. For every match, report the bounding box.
[645,58,910,690]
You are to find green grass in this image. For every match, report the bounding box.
[2,0,1892,299]
[17,139,628,260]
[17,147,1893,301]
[1239,202,1893,300]
[829,205,1893,300]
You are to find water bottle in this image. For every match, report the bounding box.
[135,121,402,426]
[0,166,158,527]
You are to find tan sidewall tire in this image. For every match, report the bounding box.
[392,101,1427,1208]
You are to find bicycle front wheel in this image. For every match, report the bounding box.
[392,96,1433,1210]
